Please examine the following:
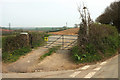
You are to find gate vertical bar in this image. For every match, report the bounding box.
[62,35,64,49]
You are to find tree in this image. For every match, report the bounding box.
[78,5,93,36]
[74,24,79,28]
[77,4,93,54]
[63,26,67,30]
[96,1,120,33]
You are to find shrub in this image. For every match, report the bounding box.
[2,32,47,52]
[71,23,119,63]
[29,32,45,47]
[2,35,29,53]
[89,24,119,54]
[29,32,51,48]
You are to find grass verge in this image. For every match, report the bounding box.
[39,46,60,60]
[2,47,32,63]
[71,45,118,64]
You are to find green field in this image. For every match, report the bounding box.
[3,27,72,32]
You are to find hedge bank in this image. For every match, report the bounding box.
[71,24,119,63]
[2,32,47,63]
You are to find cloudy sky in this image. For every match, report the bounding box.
[0,0,117,27]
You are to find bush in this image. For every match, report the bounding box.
[2,35,29,53]
[89,24,119,54]
[29,32,45,48]
[71,23,119,63]
[2,32,47,52]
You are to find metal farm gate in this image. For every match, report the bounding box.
[44,35,78,50]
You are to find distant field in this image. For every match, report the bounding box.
[29,27,73,32]
[49,28,79,35]
[35,27,57,31]
[1,27,73,36]
[10,27,73,31]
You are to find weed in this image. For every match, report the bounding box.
[40,46,60,60]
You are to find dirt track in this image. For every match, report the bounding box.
[2,47,48,73]
[34,51,85,72]
[2,48,85,73]
[2,28,81,73]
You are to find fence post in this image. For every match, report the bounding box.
[62,35,64,49]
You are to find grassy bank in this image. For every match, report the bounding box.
[71,45,118,63]
[2,47,31,63]
[71,24,119,63]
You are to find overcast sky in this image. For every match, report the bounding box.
[0,0,117,27]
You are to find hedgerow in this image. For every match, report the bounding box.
[71,23,119,63]
[2,32,48,63]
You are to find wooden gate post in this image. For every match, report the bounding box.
[20,32,29,47]
[62,35,64,49]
